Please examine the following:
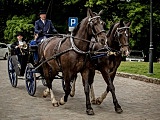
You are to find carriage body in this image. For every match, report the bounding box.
[8,44,39,95]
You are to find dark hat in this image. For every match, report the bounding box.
[16,32,23,36]
[39,10,46,15]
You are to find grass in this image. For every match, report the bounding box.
[117,61,160,79]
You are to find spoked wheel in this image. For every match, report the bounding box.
[7,56,18,87]
[25,63,36,96]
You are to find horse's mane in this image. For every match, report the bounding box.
[72,17,88,36]
[106,23,115,37]
[72,22,81,36]
[107,20,125,37]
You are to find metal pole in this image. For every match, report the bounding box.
[149,0,153,74]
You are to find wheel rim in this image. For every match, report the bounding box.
[25,64,36,96]
[8,57,17,87]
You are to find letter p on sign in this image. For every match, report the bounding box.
[68,17,78,32]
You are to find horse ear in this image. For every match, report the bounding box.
[93,12,98,16]
[98,10,104,16]
[126,22,131,27]
[120,20,124,27]
[87,8,94,17]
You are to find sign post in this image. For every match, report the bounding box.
[68,17,78,35]
[149,0,153,74]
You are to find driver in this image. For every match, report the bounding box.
[34,9,58,44]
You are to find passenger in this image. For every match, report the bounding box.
[34,9,58,44]
[11,32,27,62]
[11,32,28,75]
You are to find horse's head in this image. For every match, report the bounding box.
[110,20,131,56]
[87,8,107,45]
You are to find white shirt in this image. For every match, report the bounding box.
[15,40,25,48]
[41,19,45,24]
[19,41,23,46]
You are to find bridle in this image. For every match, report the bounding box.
[114,26,130,47]
[88,16,106,39]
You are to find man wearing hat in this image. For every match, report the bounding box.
[11,32,26,54]
[34,10,58,43]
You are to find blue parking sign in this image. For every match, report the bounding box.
[68,17,78,27]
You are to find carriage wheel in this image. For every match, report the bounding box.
[25,63,36,96]
[7,56,18,87]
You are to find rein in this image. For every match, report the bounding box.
[34,35,92,71]
[35,15,107,70]
[53,34,97,44]
[90,45,122,60]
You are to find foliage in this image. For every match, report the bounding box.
[63,0,79,5]
[0,0,160,59]
[85,0,107,7]
[118,61,160,79]
[13,0,44,4]
[4,14,36,43]
[63,0,107,7]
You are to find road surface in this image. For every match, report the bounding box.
[0,60,159,120]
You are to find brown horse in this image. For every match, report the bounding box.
[70,20,131,113]
[38,8,107,115]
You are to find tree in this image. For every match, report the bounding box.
[4,15,36,43]
[1,0,160,61]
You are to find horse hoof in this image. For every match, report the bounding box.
[96,97,102,105]
[59,98,65,105]
[91,100,97,105]
[86,109,95,115]
[43,95,47,98]
[70,93,74,97]
[43,91,48,98]
[52,103,59,107]
[115,107,123,114]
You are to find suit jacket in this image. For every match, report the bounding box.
[11,40,26,49]
[11,40,27,55]
[34,19,58,38]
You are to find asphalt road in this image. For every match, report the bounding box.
[0,59,160,120]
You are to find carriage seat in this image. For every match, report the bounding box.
[29,45,38,52]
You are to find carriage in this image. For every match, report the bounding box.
[7,42,65,96]
[7,8,130,115]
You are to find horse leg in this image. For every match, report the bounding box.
[70,74,95,101]
[90,84,96,104]
[81,69,95,115]
[70,75,77,97]
[43,87,50,98]
[59,73,72,105]
[95,71,117,105]
[100,69,123,113]
[42,63,59,107]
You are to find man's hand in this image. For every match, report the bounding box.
[15,44,22,48]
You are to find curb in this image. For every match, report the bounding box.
[116,72,160,85]
[96,71,160,85]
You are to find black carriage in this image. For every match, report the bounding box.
[7,42,65,96]
[8,46,28,87]
[7,44,42,96]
